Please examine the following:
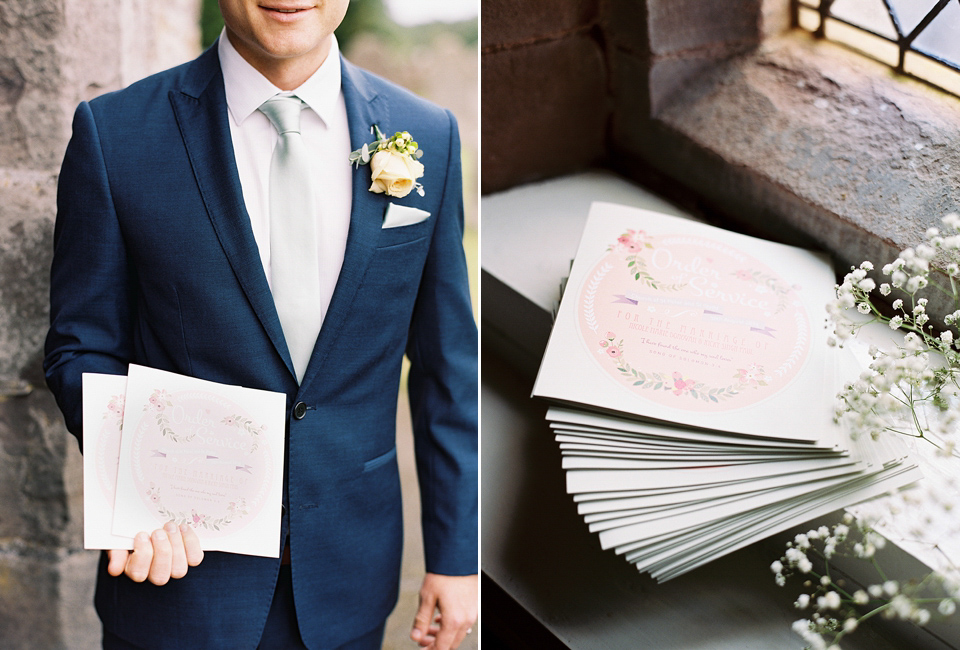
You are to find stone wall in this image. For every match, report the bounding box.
[0,1,199,647]
[480,0,609,193]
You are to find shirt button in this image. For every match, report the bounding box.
[293,402,307,420]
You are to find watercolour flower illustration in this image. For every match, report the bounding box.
[599,331,743,403]
[606,230,685,291]
[146,389,171,413]
[598,332,624,358]
[671,372,696,396]
[734,364,769,387]
[145,483,161,503]
[107,395,124,415]
[612,229,652,252]
[349,125,424,198]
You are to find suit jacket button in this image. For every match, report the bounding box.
[293,402,307,420]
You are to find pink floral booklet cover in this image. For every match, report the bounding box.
[82,365,286,557]
[534,202,838,444]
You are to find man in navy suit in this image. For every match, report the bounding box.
[43,1,478,648]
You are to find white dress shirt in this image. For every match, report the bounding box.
[218,30,353,327]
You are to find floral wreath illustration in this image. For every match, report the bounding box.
[104,393,125,428]
[141,388,265,530]
[145,483,249,532]
[96,393,126,499]
[608,229,685,291]
[731,268,796,315]
[598,331,769,403]
[583,231,803,402]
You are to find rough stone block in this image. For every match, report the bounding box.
[657,35,960,249]
[648,0,761,56]
[761,0,791,39]
[0,171,56,378]
[0,545,63,649]
[611,33,960,317]
[604,0,648,53]
[609,49,652,134]
[481,0,599,50]
[0,1,201,647]
[0,542,99,650]
[482,35,608,194]
[648,55,736,118]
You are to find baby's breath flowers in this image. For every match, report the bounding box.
[775,515,960,649]
[781,213,960,647]
[828,214,960,455]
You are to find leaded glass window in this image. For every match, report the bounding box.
[795,0,960,95]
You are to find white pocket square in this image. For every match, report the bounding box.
[382,203,431,229]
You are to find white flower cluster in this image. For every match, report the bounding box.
[783,215,960,646]
[775,514,960,648]
[828,215,960,453]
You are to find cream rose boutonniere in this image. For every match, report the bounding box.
[349,126,425,198]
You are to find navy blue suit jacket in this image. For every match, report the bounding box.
[44,43,477,649]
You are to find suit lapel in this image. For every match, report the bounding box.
[169,45,296,380]
[298,58,387,392]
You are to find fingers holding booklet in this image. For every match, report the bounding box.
[106,521,204,585]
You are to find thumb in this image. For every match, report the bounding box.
[106,549,129,577]
[410,589,437,642]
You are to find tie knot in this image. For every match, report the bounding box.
[259,95,304,135]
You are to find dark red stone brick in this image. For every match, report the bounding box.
[481,34,609,194]
[482,0,599,51]
[647,0,761,56]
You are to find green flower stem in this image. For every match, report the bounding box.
[853,602,892,628]
[928,279,954,299]
[908,386,925,437]
[807,553,856,601]
[870,556,889,584]
[883,426,921,438]
[831,602,892,646]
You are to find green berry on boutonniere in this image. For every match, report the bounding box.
[349,125,425,198]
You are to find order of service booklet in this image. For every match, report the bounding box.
[533,202,921,581]
[83,365,286,558]
[534,201,838,442]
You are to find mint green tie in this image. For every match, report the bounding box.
[259,95,321,383]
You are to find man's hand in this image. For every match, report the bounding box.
[106,521,204,585]
[410,573,478,649]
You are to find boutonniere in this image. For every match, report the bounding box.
[349,125,425,198]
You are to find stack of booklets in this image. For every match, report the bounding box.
[533,202,921,582]
[82,365,286,557]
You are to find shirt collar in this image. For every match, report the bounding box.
[218,29,343,127]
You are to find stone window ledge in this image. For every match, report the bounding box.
[613,30,960,296]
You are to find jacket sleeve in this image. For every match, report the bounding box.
[405,110,478,576]
[44,101,136,450]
